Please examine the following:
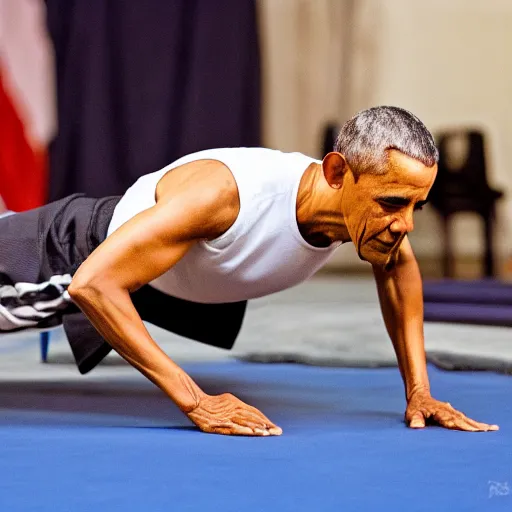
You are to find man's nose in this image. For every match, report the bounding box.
[390,211,414,234]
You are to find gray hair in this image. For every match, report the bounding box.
[334,106,438,177]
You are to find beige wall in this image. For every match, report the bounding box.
[257,0,352,156]
[258,0,512,272]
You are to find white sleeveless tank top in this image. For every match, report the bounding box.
[107,148,341,303]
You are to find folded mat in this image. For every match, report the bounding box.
[423,278,512,305]
[422,278,512,327]
[424,302,512,327]
[233,277,512,375]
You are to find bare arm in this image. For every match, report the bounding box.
[69,160,237,410]
[372,237,429,399]
[372,237,498,431]
[68,160,281,435]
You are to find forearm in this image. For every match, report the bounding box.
[373,255,430,400]
[68,281,204,412]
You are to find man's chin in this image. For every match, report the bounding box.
[358,247,395,269]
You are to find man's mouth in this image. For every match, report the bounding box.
[375,238,396,248]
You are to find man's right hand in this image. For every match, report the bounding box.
[187,393,282,436]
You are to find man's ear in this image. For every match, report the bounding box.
[322,152,349,190]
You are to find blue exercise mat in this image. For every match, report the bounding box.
[0,362,510,511]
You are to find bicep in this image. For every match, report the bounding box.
[72,204,195,293]
[71,160,239,293]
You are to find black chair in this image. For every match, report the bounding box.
[428,129,504,278]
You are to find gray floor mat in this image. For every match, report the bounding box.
[1,275,511,381]
[426,351,512,374]
[234,276,512,375]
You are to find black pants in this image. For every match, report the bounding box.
[0,195,247,374]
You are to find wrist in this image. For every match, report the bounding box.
[156,368,206,413]
[406,383,430,401]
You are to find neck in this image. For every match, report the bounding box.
[296,163,351,246]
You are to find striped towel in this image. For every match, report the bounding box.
[0,274,72,331]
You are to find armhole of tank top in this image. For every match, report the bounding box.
[200,158,247,252]
[147,157,243,252]
[107,172,163,237]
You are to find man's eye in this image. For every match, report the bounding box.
[380,201,401,210]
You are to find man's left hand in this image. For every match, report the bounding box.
[405,390,499,432]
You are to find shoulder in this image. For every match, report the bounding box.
[155,159,240,240]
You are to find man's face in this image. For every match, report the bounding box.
[341,150,437,268]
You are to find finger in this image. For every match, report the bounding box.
[236,407,281,433]
[223,414,280,436]
[233,415,282,436]
[458,418,499,431]
[232,416,272,435]
[232,414,264,428]
[453,419,479,432]
[457,415,499,431]
[408,412,425,429]
[200,420,258,436]
[254,413,282,433]
[255,417,282,435]
[220,424,261,436]
[233,411,272,430]
[245,406,278,428]
[442,403,499,431]
[437,417,478,432]
[461,420,499,432]
[434,411,487,432]
[446,410,499,431]
[240,409,274,427]
[253,428,270,436]
[268,426,283,436]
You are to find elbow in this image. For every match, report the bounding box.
[67,275,127,306]
[67,276,101,304]
[67,278,88,303]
